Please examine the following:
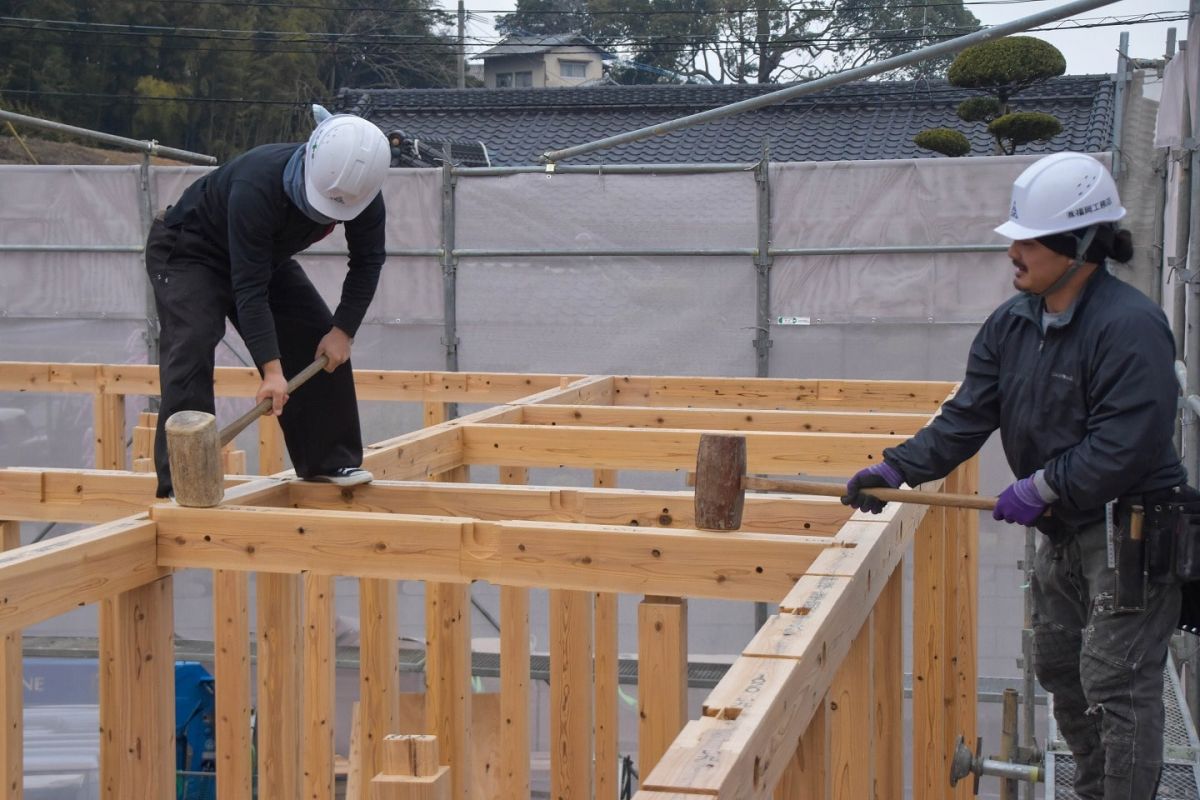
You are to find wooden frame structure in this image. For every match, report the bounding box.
[0,362,979,799]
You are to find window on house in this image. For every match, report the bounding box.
[559,60,589,79]
[495,72,513,88]
[514,71,533,88]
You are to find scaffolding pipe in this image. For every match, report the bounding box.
[457,163,756,176]
[1111,32,1130,180]
[753,146,773,632]
[772,244,1007,256]
[539,0,1125,163]
[0,109,216,165]
[453,248,757,258]
[1021,524,1037,800]
[440,145,460,378]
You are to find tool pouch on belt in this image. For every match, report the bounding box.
[1113,501,1147,612]
[1139,484,1200,582]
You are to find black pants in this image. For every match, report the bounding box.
[1032,520,1178,800]
[145,218,363,497]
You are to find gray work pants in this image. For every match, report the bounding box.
[1031,520,1180,800]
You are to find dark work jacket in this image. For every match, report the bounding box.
[163,143,386,366]
[885,269,1187,533]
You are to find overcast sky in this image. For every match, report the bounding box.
[457,0,1191,76]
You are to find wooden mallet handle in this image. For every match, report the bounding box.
[741,476,997,511]
[218,355,328,447]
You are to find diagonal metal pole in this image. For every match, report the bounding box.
[540,0,1124,164]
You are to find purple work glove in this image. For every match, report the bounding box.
[841,461,904,514]
[992,477,1047,526]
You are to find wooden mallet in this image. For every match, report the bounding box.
[693,432,996,531]
[165,355,328,507]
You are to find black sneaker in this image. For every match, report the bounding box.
[307,467,374,487]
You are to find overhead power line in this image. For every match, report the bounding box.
[0,10,1183,49]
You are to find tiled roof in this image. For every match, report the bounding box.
[476,33,609,59]
[336,75,1114,165]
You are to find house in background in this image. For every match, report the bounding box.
[476,33,611,89]
[338,75,1115,165]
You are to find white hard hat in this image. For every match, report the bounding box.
[994,152,1126,241]
[304,115,390,221]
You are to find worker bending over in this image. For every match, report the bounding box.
[145,114,390,497]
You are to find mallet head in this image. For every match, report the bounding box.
[694,433,747,531]
[164,410,225,508]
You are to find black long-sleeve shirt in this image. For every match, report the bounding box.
[163,143,386,365]
[884,269,1187,532]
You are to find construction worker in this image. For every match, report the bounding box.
[145,113,390,498]
[842,152,1190,799]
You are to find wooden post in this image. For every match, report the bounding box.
[425,583,472,800]
[946,461,979,800]
[99,575,175,799]
[361,578,399,786]
[912,504,947,799]
[0,521,20,799]
[551,589,594,799]
[593,469,619,800]
[214,570,252,800]
[637,596,686,779]
[257,573,302,799]
[423,401,472,800]
[131,411,157,472]
[369,734,451,800]
[303,573,337,800]
[499,467,530,800]
[259,415,285,474]
[872,566,903,800]
[94,391,126,470]
[774,694,830,799]
[830,614,874,800]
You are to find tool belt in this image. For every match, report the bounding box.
[1111,485,1200,630]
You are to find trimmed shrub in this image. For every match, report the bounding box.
[914,128,972,157]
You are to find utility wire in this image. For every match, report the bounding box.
[0,11,1182,50]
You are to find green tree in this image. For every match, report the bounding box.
[495,0,980,84]
[915,36,1066,157]
[0,0,457,160]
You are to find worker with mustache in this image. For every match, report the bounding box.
[843,152,1192,800]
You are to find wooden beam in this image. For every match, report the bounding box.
[303,573,337,800]
[637,596,687,779]
[154,505,824,601]
[350,371,580,403]
[0,521,20,800]
[829,615,873,800]
[425,583,471,800]
[369,734,451,800]
[642,576,853,794]
[912,504,947,800]
[498,468,530,800]
[360,577,399,786]
[93,392,126,470]
[0,515,165,634]
[213,570,252,800]
[99,575,174,800]
[610,376,955,411]
[872,568,903,800]
[289,480,851,536]
[550,588,592,800]
[256,573,301,800]
[0,468,281,523]
[259,416,285,475]
[520,404,931,435]
[594,591,619,800]
[946,461,979,800]
[593,468,619,800]
[460,424,905,476]
[773,694,829,800]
